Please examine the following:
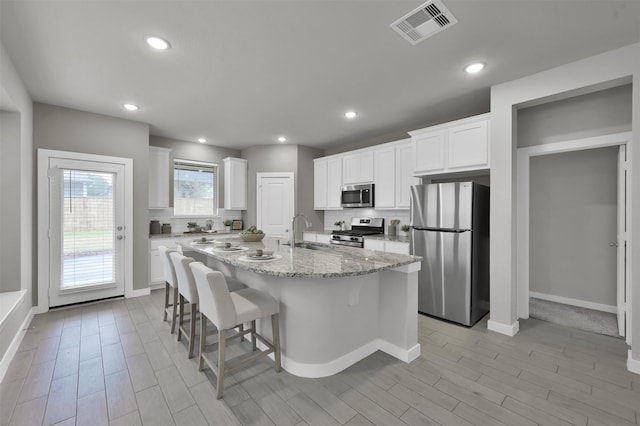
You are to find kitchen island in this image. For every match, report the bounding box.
[183,237,422,378]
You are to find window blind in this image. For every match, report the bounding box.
[173,160,218,216]
[60,168,116,288]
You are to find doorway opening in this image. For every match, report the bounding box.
[517,132,630,341]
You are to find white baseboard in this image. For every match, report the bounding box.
[125,287,151,298]
[529,291,617,314]
[0,307,35,383]
[628,350,640,375]
[149,282,165,291]
[487,319,520,336]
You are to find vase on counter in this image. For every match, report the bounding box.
[225,226,231,232]
[150,220,161,235]
[388,225,397,236]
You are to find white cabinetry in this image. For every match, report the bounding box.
[223,157,247,210]
[395,140,420,208]
[373,146,396,209]
[302,232,331,244]
[364,238,410,255]
[149,146,171,209]
[410,113,490,176]
[149,237,182,285]
[342,151,374,184]
[314,156,342,209]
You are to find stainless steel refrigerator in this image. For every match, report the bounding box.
[410,182,490,326]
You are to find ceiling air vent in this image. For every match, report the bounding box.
[390,0,458,45]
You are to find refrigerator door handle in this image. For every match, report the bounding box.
[412,226,471,233]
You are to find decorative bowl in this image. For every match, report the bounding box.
[240,233,265,242]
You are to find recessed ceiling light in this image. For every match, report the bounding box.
[277,136,287,143]
[123,103,139,111]
[146,36,170,50]
[197,138,207,143]
[345,111,358,119]
[464,62,485,74]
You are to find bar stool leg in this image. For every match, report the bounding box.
[177,295,185,341]
[188,303,197,359]
[170,287,179,334]
[199,313,207,371]
[216,329,227,399]
[163,282,170,322]
[251,320,257,351]
[271,313,282,372]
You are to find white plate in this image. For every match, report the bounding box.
[238,254,282,263]
[193,241,216,245]
[212,246,249,253]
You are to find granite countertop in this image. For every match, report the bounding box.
[183,237,421,278]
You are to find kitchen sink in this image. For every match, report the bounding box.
[283,242,333,251]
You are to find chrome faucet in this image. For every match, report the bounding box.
[290,213,312,249]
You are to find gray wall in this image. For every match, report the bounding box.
[297,145,324,234]
[517,84,632,148]
[33,103,150,292]
[1,111,21,292]
[0,40,33,363]
[517,85,631,307]
[529,147,618,306]
[149,136,240,209]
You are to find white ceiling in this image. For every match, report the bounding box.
[1,1,639,151]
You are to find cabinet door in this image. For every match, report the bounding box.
[149,251,164,284]
[396,141,420,208]
[224,158,247,210]
[364,239,385,252]
[447,120,489,170]
[342,151,373,184]
[316,234,331,244]
[385,241,410,255]
[314,159,328,209]
[414,130,445,174]
[326,157,343,208]
[149,147,170,208]
[374,146,396,209]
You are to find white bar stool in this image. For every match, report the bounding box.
[158,246,179,334]
[190,262,282,399]
[170,252,200,359]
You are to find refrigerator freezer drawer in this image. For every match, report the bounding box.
[414,229,472,325]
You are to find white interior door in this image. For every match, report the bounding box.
[257,173,294,238]
[48,157,126,307]
[617,145,627,337]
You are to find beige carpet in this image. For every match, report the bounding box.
[529,297,621,338]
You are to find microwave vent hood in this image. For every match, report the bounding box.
[390,0,458,45]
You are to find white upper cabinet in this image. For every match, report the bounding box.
[410,113,490,176]
[413,130,445,174]
[373,145,396,209]
[342,151,374,184]
[314,156,342,210]
[395,140,420,208]
[149,146,171,209]
[223,157,247,210]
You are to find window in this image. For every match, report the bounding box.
[173,159,218,216]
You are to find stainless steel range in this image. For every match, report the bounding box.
[330,217,384,248]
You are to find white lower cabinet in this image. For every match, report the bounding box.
[149,237,182,285]
[364,238,409,255]
[303,232,331,244]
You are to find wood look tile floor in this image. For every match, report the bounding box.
[2,289,639,426]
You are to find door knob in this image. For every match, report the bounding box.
[609,242,618,247]
[116,235,124,240]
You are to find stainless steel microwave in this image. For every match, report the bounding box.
[341,184,374,208]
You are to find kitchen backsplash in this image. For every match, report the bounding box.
[323,209,410,234]
[149,208,242,233]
